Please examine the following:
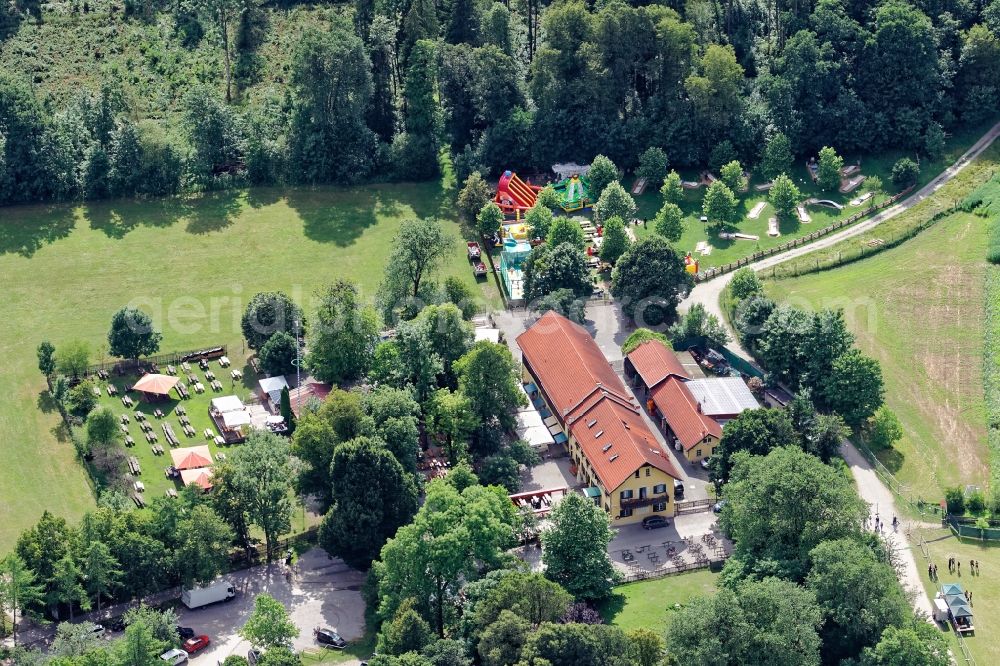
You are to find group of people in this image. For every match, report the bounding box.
[946,556,982,576]
[867,513,898,534]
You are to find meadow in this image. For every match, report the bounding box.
[913,526,1000,665]
[0,182,498,553]
[766,211,990,504]
[597,570,719,636]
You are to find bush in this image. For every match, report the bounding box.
[988,220,1000,265]
[944,487,965,515]
[66,380,98,418]
[866,406,903,451]
[968,491,986,514]
[891,158,920,188]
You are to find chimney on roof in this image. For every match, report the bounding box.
[697,401,702,413]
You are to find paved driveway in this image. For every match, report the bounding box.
[179,548,366,664]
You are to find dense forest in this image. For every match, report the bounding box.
[2,0,1000,206]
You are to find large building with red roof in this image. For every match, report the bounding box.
[625,339,758,463]
[517,311,681,525]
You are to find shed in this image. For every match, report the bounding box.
[258,375,290,406]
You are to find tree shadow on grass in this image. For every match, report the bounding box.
[876,447,905,474]
[37,389,59,414]
[0,204,76,257]
[596,592,626,624]
[184,190,246,235]
[86,196,189,238]
[285,187,381,247]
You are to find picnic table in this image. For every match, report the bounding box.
[219,356,230,367]
[128,456,141,475]
[204,428,214,439]
[166,488,178,499]
[134,410,145,421]
[120,424,129,435]
[134,481,145,492]
[106,384,118,396]
[131,493,145,508]
[175,405,186,416]
[125,436,135,447]
[231,369,243,380]
[167,365,176,375]
[214,436,225,446]
[205,370,215,381]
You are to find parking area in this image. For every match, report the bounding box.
[178,548,366,663]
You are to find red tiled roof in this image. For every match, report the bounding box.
[626,339,689,387]
[289,382,332,417]
[650,377,722,451]
[569,397,681,488]
[517,312,680,489]
[516,311,632,420]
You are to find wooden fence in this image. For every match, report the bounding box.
[619,556,726,584]
[79,345,229,377]
[693,187,913,282]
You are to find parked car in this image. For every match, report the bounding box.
[713,500,726,514]
[700,458,712,470]
[314,627,347,649]
[176,626,195,640]
[641,515,670,530]
[182,635,210,655]
[247,649,262,666]
[82,623,106,639]
[160,649,189,666]
[673,479,685,500]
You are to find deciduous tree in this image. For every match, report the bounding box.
[595,181,636,223]
[319,437,418,568]
[598,216,629,264]
[817,146,843,191]
[241,292,302,351]
[769,173,801,219]
[653,202,684,242]
[305,280,379,383]
[240,593,299,650]
[610,236,693,326]
[542,493,619,601]
[720,447,867,580]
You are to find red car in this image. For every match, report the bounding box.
[182,636,210,655]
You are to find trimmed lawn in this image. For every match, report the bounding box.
[0,182,500,554]
[598,570,719,636]
[766,211,990,504]
[914,527,1000,665]
[628,122,992,270]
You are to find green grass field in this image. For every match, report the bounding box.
[914,527,1000,665]
[766,211,990,503]
[0,182,499,554]
[627,124,991,270]
[598,570,719,636]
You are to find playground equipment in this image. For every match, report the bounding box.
[683,253,699,274]
[499,237,532,302]
[494,171,541,216]
[552,173,592,212]
[805,198,844,211]
[748,201,767,220]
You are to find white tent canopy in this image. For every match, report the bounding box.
[552,163,591,179]
[222,410,252,428]
[211,395,244,413]
[516,410,554,449]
